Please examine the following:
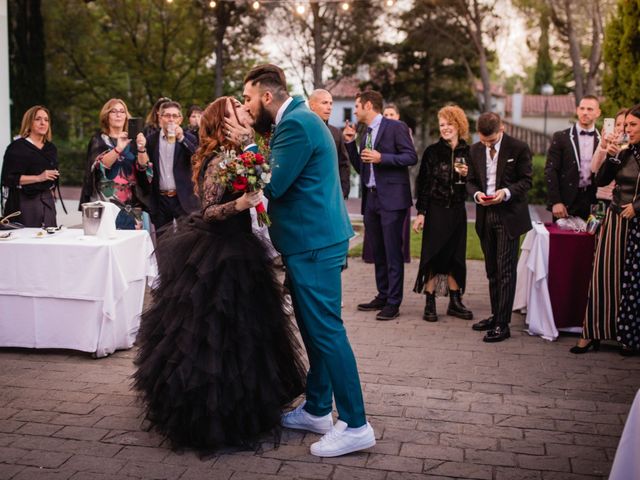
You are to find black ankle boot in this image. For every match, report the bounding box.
[447,289,473,320]
[423,292,437,322]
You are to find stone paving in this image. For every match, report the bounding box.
[1,258,639,479]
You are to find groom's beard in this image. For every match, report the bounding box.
[253,101,274,135]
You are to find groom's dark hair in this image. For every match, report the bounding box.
[244,64,288,101]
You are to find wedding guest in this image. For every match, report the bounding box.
[545,95,602,220]
[79,98,152,229]
[590,108,627,204]
[571,105,639,354]
[467,112,532,343]
[383,103,401,120]
[143,96,172,137]
[344,90,417,321]
[145,101,200,231]
[186,104,203,136]
[1,106,60,227]
[413,105,473,322]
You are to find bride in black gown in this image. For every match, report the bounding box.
[133,96,306,451]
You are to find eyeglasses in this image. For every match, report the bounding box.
[109,109,126,116]
[161,113,182,120]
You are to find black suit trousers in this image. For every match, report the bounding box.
[480,208,519,327]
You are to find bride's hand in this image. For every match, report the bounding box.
[236,190,263,211]
[224,116,254,149]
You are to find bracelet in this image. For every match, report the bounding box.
[113,147,122,156]
[137,149,146,153]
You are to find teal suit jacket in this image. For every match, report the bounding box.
[264,96,354,256]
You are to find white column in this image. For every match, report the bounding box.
[0,0,11,174]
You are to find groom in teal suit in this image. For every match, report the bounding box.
[241,64,376,457]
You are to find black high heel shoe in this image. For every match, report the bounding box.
[569,339,600,354]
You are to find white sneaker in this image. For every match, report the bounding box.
[310,420,376,457]
[281,402,333,434]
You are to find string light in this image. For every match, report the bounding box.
[340,2,350,11]
[209,0,216,7]
[295,3,306,14]
[385,0,394,6]
[252,0,260,9]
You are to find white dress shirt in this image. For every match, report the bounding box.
[474,134,511,202]
[576,124,596,188]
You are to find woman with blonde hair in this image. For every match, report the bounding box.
[1,105,59,227]
[134,96,305,451]
[413,105,473,322]
[79,98,151,229]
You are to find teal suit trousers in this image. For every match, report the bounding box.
[284,240,366,428]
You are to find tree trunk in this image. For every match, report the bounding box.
[585,0,603,95]
[311,1,324,88]
[214,2,230,99]
[563,0,584,103]
[8,0,46,128]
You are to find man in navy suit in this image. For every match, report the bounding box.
[344,91,417,321]
[145,101,200,231]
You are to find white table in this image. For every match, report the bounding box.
[514,222,558,341]
[0,228,157,357]
[610,389,640,479]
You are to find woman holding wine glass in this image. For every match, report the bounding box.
[571,105,640,355]
[412,105,473,322]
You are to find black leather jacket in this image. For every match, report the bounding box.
[415,138,469,214]
[597,144,640,214]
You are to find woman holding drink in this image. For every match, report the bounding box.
[412,105,473,322]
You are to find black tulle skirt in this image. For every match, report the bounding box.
[133,213,306,452]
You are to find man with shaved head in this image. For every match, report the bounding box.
[309,89,351,199]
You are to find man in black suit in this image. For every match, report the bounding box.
[467,112,532,342]
[145,101,200,231]
[344,90,417,321]
[308,89,351,199]
[545,95,601,220]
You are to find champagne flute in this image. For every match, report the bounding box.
[454,157,467,184]
[610,133,630,164]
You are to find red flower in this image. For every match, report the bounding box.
[254,153,265,165]
[243,157,253,167]
[232,177,248,191]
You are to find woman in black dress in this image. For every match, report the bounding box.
[133,96,306,451]
[413,105,473,322]
[1,106,59,227]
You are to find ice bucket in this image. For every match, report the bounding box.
[81,202,105,236]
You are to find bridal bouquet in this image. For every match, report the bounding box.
[215,149,272,226]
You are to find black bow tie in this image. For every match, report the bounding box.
[580,130,595,136]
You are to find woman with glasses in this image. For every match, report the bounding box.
[1,105,59,227]
[571,105,640,355]
[79,98,152,229]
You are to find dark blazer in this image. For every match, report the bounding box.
[146,130,200,214]
[467,133,533,239]
[544,125,600,212]
[346,117,417,214]
[327,123,351,198]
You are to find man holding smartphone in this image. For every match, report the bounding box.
[145,101,200,232]
[466,112,532,342]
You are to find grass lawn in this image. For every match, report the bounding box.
[349,222,485,261]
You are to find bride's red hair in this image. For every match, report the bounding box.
[191,97,240,197]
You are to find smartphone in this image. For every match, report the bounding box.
[128,117,144,141]
[480,195,495,201]
[603,118,615,136]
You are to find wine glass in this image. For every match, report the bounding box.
[454,157,467,184]
[610,133,630,164]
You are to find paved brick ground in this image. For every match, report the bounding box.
[1,258,639,479]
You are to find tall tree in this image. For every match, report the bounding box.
[268,0,378,94]
[8,0,46,128]
[533,8,554,94]
[602,0,640,112]
[546,0,604,102]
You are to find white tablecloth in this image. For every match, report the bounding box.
[0,228,157,357]
[514,222,559,341]
[610,389,640,480]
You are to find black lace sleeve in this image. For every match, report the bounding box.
[201,158,241,222]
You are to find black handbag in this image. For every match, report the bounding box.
[0,211,25,230]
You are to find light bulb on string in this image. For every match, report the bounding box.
[209,0,216,7]
[385,0,395,6]
[252,1,260,9]
[340,2,350,11]
[295,3,306,15]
